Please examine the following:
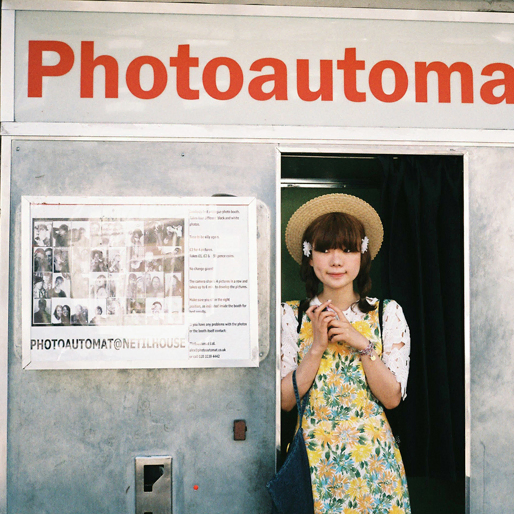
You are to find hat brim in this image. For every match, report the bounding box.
[285,193,383,264]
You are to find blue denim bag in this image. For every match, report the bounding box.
[266,370,314,514]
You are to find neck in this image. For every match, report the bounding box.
[318,285,359,311]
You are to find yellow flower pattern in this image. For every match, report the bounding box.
[288,300,411,514]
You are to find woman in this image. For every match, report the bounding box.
[281,194,411,514]
[33,275,47,299]
[93,274,108,298]
[52,304,63,325]
[61,305,71,325]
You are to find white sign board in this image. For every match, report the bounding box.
[8,7,514,130]
[22,196,259,369]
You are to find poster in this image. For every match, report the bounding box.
[22,197,259,369]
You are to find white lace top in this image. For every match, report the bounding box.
[281,297,411,400]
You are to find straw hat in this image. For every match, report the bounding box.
[285,193,383,264]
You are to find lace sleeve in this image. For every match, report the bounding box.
[281,303,299,379]
[381,300,411,400]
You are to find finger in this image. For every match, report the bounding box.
[328,326,347,340]
[319,308,336,320]
[328,323,345,336]
[306,305,317,317]
[306,304,323,320]
[308,301,332,319]
[327,316,348,331]
[320,313,337,328]
[328,303,348,322]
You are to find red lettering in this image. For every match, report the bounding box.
[296,60,333,101]
[336,48,366,102]
[415,61,474,103]
[80,41,119,98]
[169,44,199,100]
[28,40,74,97]
[369,60,408,103]
[126,56,167,99]
[203,57,243,100]
[248,58,287,100]
[480,63,514,104]
[28,39,514,112]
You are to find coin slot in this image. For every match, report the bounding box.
[144,464,164,492]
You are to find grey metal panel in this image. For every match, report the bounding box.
[7,140,276,514]
[466,145,514,514]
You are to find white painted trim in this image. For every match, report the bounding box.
[3,0,514,23]
[0,138,12,514]
[2,123,514,145]
[463,151,471,480]
[0,10,15,123]
[273,147,282,465]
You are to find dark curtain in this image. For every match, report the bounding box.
[379,155,465,481]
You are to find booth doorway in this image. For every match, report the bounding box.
[280,152,465,513]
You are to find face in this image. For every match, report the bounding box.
[309,246,361,292]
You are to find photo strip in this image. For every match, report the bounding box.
[32,218,185,326]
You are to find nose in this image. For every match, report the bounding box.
[329,249,345,266]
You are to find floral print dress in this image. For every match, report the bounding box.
[282,298,411,514]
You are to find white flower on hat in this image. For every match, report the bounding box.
[303,241,312,258]
[361,236,369,254]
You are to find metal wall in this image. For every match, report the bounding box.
[6,139,277,514]
[3,2,514,513]
[8,138,514,513]
[466,145,514,514]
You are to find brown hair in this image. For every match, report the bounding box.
[299,212,374,313]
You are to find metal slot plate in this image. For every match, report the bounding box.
[135,456,172,514]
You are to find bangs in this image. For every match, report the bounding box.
[310,212,364,253]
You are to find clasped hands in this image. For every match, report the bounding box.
[306,300,368,354]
